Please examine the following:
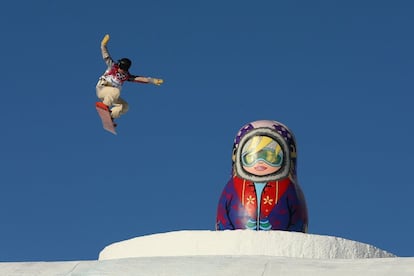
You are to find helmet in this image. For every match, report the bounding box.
[118,58,132,71]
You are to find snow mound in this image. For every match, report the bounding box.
[2,256,414,276]
[99,230,395,260]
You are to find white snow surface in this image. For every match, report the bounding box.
[99,230,395,260]
[1,230,413,276]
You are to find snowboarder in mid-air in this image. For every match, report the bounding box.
[96,34,163,129]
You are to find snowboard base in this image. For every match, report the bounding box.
[96,103,117,135]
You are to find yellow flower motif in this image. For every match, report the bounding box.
[263,196,273,205]
[246,195,255,205]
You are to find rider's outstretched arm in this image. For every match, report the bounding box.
[100,34,115,67]
[132,76,164,86]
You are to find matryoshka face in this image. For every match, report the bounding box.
[241,135,284,176]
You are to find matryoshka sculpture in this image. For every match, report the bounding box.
[216,120,308,232]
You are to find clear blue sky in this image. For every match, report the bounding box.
[0,0,413,261]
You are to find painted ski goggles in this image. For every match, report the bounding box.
[241,136,284,167]
[242,148,283,167]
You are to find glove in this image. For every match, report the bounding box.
[151,78,164,86]
[101,34,110,47]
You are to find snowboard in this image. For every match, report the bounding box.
[96,103,117,135]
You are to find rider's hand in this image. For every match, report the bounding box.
[151,78,164,86]
[101,34,110,47]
